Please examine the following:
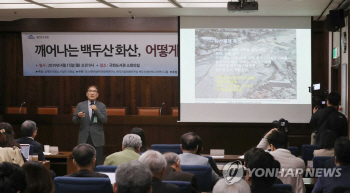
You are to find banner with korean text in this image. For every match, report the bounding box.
[22,32,178,76]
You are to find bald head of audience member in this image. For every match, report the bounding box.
[139,150,167,180]
[122,134,142,153]
[72,143,97,171]
[114,160,152,193]
[180,132,200,153]
[163,152,181,171]
[335,137,350,166]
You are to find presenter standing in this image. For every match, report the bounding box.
[72,85,107,165]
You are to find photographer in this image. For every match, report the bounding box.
[309,92,348,145]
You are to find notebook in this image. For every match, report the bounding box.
[20,144,30,160]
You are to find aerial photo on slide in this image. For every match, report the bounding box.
[195,29,297,101]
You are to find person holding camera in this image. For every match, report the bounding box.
[309,92,348,145]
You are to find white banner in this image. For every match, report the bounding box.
[22,32,178,76]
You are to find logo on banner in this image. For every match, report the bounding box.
[28,35,35,39]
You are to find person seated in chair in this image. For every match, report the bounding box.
[16,120,45,161]
[66,143,108,177]
[312,137,350,193]
[256,129,305,193]
[163,152,199,193]
[139,150,180,193]
[113,160,152,193]
[313,130,336,157]
[104,134,142,166]
[179,132,220,186]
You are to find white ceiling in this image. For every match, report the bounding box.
[0,0,345,21]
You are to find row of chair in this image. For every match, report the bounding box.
[6,106,179,116]
[53,174,292,193]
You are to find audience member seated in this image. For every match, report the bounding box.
[312,137,350,193]
[179,132,220,186]
[213,179,251,193]
[0,122,25,165]
[16,120,46,161]
[163,152,200,193]
[0,162,27,193]
[22,161,53,193]
[139,150,180,193]
[245,149,291,193]
[256,129,305,193]
[104,134,142,166]
[130,127,149,152]
[66,143,108,177]
[113,160,152,193]
[244,147,283,184]
[313,130,336,157]
[195,134,222,177]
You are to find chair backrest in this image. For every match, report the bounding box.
[107,107,127,116]
[163,181,191,193]
[29,144,34,155]
[151,144,182,154]
[302,144,319,165]
[37,107,58,115]
[181,165,212,192]
[288,146,299,157]
[6,107,27,114]
[95,165,118,173]
[171,107,178,116]
[54,177,113,193]
[272,184,293,192]
[313,156,333,169]
[137,107,160,116]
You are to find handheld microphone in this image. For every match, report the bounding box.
[160,102,165,115]
[19,102,26,114]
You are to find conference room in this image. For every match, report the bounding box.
[1,0,350,193]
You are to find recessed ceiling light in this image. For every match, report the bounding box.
[111,3,176,8]
[106,0,169,2]
[179,3,226,7]
[45,3,111,8]
[0,4,46,8]
[0,0,29,3]
[33,0,99,3]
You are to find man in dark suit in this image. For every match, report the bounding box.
[16,120,45,161]
[163,152,199,193]
[312,137,350,193]
[66,143,108,178]
[72,85,107,165]
[139,150,180,193]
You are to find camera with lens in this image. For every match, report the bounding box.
[272,118,290,133]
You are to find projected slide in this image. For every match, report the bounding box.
[195,29,296,102]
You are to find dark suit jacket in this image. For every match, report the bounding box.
[16,137,45,161]
[312,166,350,193]
[152,177,180,193]
[163,166,199,193]
[72,100,107,147]
[65,169,108,178]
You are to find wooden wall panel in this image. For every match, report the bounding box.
[0,18,329,157]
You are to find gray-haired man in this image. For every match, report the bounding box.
[139,150,180,193]
[104,134,142,166]
[114,160,152,193]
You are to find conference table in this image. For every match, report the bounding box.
[45,151,77,176]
